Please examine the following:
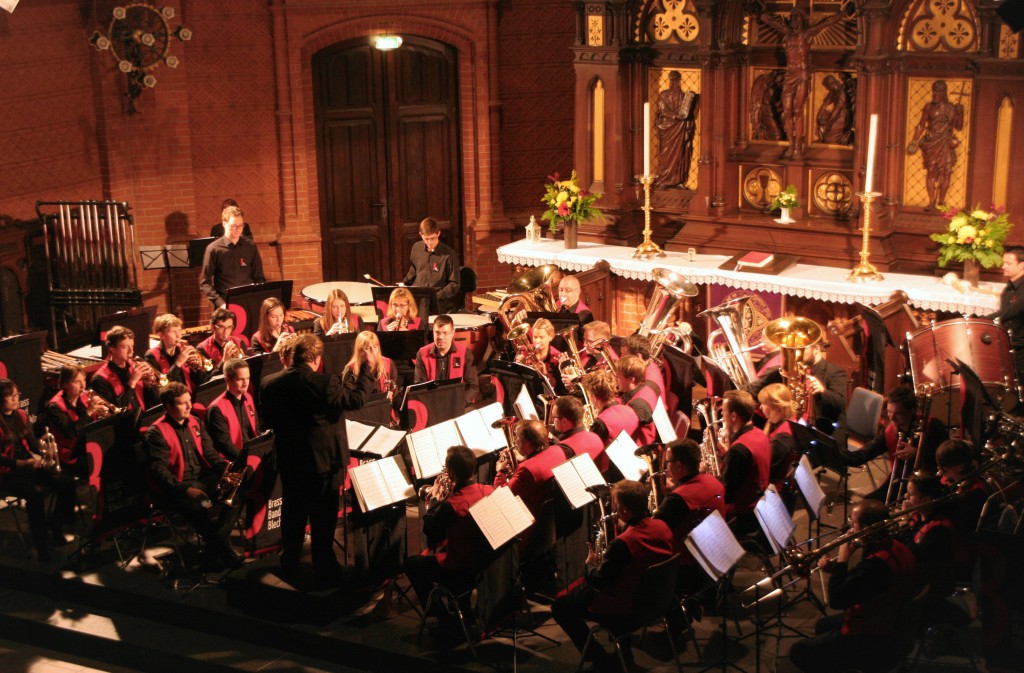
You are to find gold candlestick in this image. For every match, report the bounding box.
[847,191,884,283]
[633,174,666,259]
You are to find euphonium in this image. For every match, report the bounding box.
[762,316,822,419]
[585,338,616,373]
[637,268,698,359]
[698,295,760,388]
[497,265,561,330]
[39,426,61,473]
[590,488,615,564]
[556,326,586,384]
[694,397,724,476]
[492,417,520,478]
[635,443,665,514]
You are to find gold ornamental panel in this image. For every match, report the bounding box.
[645,0,700,44]
[588,16,604,46]
[812,172,854,215]
[898,0,979,52]
[741,166,784,211]
[999,24,1020,59]
[649,68,701,189]
[902,78,971,210]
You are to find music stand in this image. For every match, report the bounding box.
[321,332,357,378]
[187,237,216,268]
[193,375,227,410]
[400,378,465,429]
[792,422,849,521]
[239,430,282,556]
[489,358,556,416]
[95,306,157,346]
[0,332,46,415]
[698,354,736,398]
[370,286,439,323]
[348,396,394,427]
[855,302,895,393]
[526,311,579,333]
[243,354,272,410]
[953,357,1001,448]
[662,343,706,419]
[225,281,293,342]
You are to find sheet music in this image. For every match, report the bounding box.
[652,399,677,443]
[349,461,392,512]
[455,406,505,453]
[359,425,407,458]
[431,419,462,455]
[552,460,595,509]
[378,455,415,501]
[572,453,605,490]
[469,486,535,549]
[514,385,539,420]
[604,431,647,481]
[346,420,376,452]
[795,455,825,518]
[755,486,797,555]
[407,431,443,479]
[478,402,508,448]
[687,510,745,578]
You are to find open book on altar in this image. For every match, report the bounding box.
[348,455,415,513]
[407,403,509,479]
[551,453,605,509]
[685,510,745,581]
[604,431,648,482]
[346,420,407,459]
[469,486,535,550]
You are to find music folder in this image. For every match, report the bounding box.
[470,486,535,550]
[551,454,605,509]
[349,455,415,513]
[346,420,407,460]
[406,418,463,479]
[794,454,826,518]
[754,485,797,555]
[604,431,648,482]
[684,510,745,581]
[652,398,677,443]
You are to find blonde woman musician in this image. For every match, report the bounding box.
[343,331,398,401]
[314,288,363,337]
[379,287,422,331]
[757,383,800,501]
[250,297,295,355]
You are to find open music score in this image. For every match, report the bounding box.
[652,398,677,443]
[754,485,797,555]
[346,420,407,459]
[604,431,648,482]
[552,454,605,509]
[794,455,826,517]
[454,402,507,453]
[407,402,507,478]
[470,486,535,550]
[513,384,540,421]
[349,455,415,513]
[685,510,746,581]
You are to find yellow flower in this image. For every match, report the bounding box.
[986,239,995,248]
[951,214,968,230]
[970,210,989,220]
[956,225,977,243]
[569,183,580,194]
[947,235,956,244]
[556,191,568,204]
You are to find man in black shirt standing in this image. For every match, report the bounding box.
[402,217,460,314]
[998,245,1024,391]
[200,205,265,309]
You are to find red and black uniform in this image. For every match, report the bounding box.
[250,324,296,356]
[621,382,660,446]
[590,401,640,448]
[722,423,771,516]
[942,474,988,582]
[551,516,674,654]
[414,341,479,405]
[494,445,566,522]
[765,419,799,507]
[645,360,666,406]
[145,344,211,394]
[90,359,158,411]
[557,426,607,473]
[144,413,241,565]
[0,409,76,561]
[789,536,918,673]
[378,315,423,332]
[43,390,93,469]
[403,480,495,610]
[655,472,726,562]
[206,390,258,460]
[196,334,249,370]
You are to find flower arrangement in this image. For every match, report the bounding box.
[930,204,1013,268]
[541,170,603,233]
[769,185,800,210]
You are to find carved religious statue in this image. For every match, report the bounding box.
[750,71,784,141]
[757,0,855,160]
[815,74,854,145]
[653,71,699,189]
[906,80,964,211]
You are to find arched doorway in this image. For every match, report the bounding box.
[313,37,462,283]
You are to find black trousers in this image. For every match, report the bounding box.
[403,553,475,614]
[551,587,637,656]
[3,467,76,558]
[279,469,341,574]
[789,614,904,673]
[151,471,241,560]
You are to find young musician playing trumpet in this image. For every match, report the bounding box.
[313,288,363,337]
[1,379,77,562]
[43,364,109,477]
[250,297,295,355]
[90,325,160,411]
[379,287,422,331]
[197,308,249,370]
[145,314,212,394]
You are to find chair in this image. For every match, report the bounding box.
[844,387,887,490]
[576,553,683,673]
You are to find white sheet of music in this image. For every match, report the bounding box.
[470,486,535,550]
[349,456,411,512]
[652,399,677,443]
[552,460,595,509]
[478,402,508,448]
[755,485,797,555]
[407,431,443,479]
[686,510,745,579]
[604,431,647,481]
[377,455,415,501]
[431,419,462,456]
[359,425,407,458]
[455,406,505,453]
[794,455,825,519]
[514,385,539,420]
[346,420,376,452]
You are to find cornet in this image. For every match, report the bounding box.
[133,357,167,388]
[178,341,215,373]
[222,339,242,361]
[418,469,453,503]
[88,391,125,419]
[38,427,61,473]
[272,331,296,353]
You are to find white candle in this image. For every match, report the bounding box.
[864,113,878,193]
[643,102,651,177]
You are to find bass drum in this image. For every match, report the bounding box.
[906,317,1019,421]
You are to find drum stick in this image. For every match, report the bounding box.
[363,274,387,287]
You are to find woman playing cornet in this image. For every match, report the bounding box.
[314,288,364,337]
[343,332,400,419]
[379,287,422,331]
[250,297,295,355]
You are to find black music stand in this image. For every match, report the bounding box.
[855,302,895,393]
[321,332,357,378]
[242,354,273,410]
[377,330,429,388]
[662,343,706,420]
[792,422,850,521]
[225,281,293,342]
[526,311,579,332]
[95,306,157,346]
[193,375,226,409]
[698,354,736,398]
[187,237,216,268]
[953,357,1001,449]
[348,396,394,427]
[400,378,465,429]
[0,332,46,415]
[489,358,556,416]
[370,286,439,323]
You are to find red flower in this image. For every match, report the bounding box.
[557,201,571,218]
[580,189,591,197]
[547,171,561,183]
[964,237,974,245]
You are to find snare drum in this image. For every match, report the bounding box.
[429,313,497,365]
[907,317,1016,395]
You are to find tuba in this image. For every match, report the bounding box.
[762,316,822,419]
[497,265,561,330]
[637,268,698,359]
[492,417,521,479]
[698,296,760,388]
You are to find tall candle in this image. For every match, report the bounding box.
[864,113,878,193]
[643,102,651,177]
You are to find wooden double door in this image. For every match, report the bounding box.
[313,37,462,284]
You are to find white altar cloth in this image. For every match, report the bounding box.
[496,239,1000,316]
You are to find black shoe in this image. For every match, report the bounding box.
[223,551,245,570]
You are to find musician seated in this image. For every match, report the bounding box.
[250,297,296,355]
[789,500,918,673]
[495,419,565,522]
[414,314,478,405]
[580,321,618,372]
[196,308,249,371]
[550,396,606,472]
[206,358,258,461]
[403,446,494,624]
[719,390,771,535]
[621,334,665,404]
[550,480,674,667]
[145,313,212,394]
[756,384,800,507]
[1,379,77,562]
[144,382,244,570]
[43,365,108,478]
[379,287,423,332]
[552,275,594,351]
[313,288,364,337]
[345,332,399,422]
[583,370,639,450]
[90,325,160,411]
[935,439,988,583]
[616,355,660,446]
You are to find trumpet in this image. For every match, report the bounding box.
[179,341,215,373]
[221,339,242,361]
[388,314,408,332]
[215,458,248,507]
[383,372,397,402]
[88,391,125,419]
[418,469,453,503]
[38,427,61,473]
[272,331,296,353]
[134,357,167,389]
[328,314,350,335]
